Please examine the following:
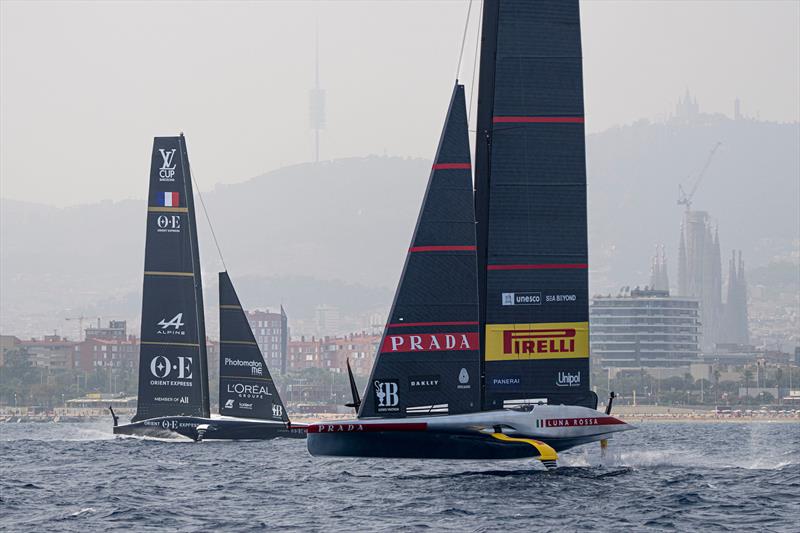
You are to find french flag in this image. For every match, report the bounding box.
[158,192,180,207]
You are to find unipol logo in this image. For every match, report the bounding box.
[158,148,177,181]
[556,371,581,387]
[374,380,399,412]
[272,404,283,418]
[156,215,181,234]
[157,313,185,336]
[149,355,192,379]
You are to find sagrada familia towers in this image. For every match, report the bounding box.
[651,210,750,351]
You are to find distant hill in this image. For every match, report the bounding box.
[2,118,798,338]
[0,156,428,338]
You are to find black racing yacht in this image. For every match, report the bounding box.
[307,0,632,467]
[112,135,304,441]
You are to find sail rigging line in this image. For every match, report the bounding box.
[467,1,482,126]
[188,166,228,272]
[454,0,474,82]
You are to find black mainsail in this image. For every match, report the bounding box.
[475,0,595,409]
[133,135,210,422]
[358,84,480,418]
[218,272,289,423]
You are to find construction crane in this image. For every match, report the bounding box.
[64,315,122,341]
[64,316,95,341]
[677,142,722,211]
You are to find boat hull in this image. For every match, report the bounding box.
[113,415,306,441]
[307,405,631,459]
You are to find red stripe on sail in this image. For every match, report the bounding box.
[409,245,476,253]
[488,263,588,271]
[387,321,479,328]
[493,116,584,124]
[432,163,472,170]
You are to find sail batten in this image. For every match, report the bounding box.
[133,135,210,422]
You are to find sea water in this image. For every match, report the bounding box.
[1,421,798,531]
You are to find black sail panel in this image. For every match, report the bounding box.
[218,272,289,422]
[476,0,595,409]
[133,136,210,421]
[359,84,481,418]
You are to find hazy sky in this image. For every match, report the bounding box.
[2,0,798,206]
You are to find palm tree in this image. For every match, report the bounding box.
[743,368,754,402]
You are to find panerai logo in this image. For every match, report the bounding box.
[159,148,177,181]
[556,371,581,387]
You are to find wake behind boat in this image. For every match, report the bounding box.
[112,135,304,441]
[308,0,633,467]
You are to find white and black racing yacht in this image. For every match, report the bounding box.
[307,0,632,467]
[112,135,304,441]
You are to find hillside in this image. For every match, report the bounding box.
[1,118,798,338]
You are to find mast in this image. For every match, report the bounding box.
[180,135,211,418]
[474,0,595,410]
[474,0,500,411]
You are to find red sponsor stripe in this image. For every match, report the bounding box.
[308,422,428,433]
[542,416,626,428]
[387,321,479,328]
[409,245,476,253]
[432,163,472,170]
[488,263,588,271]
[596,417,627,425]
[493,116,584,124]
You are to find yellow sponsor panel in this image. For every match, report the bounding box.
[485,321,588,361]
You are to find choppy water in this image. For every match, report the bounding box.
[1,421,798,532]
